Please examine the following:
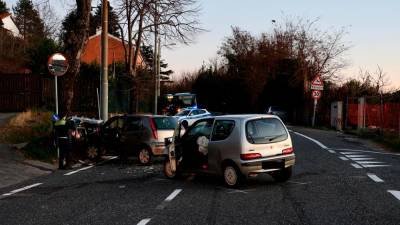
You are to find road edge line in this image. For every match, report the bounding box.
[293,131,328,149]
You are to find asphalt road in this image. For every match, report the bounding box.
[1,127,400,225]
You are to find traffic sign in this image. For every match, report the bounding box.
[312,90,322,99]
[310,75,324,90]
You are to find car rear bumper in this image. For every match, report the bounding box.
[151,142,166,156]
[238,154,295,176]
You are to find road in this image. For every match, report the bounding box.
[1,127,400,225]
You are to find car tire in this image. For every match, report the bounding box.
[138,147,152,165]
[164,160,180,179]
[223,164,243,188]
[86,145,99,160]
[271,166,293,183]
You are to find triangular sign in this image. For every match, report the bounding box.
[312,76,323,86]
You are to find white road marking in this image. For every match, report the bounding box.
[348,158,375,161]
[137,218,151,225]
[388,190,400,201]
[64,165,94,176]
[340,152,359,155]
[351,163,362,169]
[328,150,336,154]
[367,173,384,183]
[362,164,391,168]
[293,132,328,149]
[357,161,385,164]
[165,189,182,202]
[345,155,369,158]
[339,157,349,161]
[333,148,400,156]
[96,156,118,165]
[2,183,42,196]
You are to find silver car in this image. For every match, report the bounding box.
[164,114,295,187]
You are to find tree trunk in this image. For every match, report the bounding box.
[62,0,92,115]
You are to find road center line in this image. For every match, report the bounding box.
[2,183,43,196]
[367,173,384,183]
[388,190,400,201]
[137,218,151,225]
[165,189,182,201]
[64,165,94,176]
[293,132,328,149]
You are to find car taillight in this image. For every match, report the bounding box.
[282,147,293,155]
[150,118,158,139]
[240,153,262,160]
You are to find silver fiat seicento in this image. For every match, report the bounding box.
[164,114,295,187]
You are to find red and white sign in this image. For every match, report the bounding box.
[312,90,322,99]
[310,75,324,90]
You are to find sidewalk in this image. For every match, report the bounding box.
[0,113,57,189]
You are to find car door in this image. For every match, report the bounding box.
[180,118,214,169]
[102,116,120,151]
[208,120,236,173]
[123,116,144,151]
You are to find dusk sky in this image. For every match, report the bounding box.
[6,0,400,88]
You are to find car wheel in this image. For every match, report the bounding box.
[164,160,179,179]
[271,166,293,182]
[86,146,99,160]
[138,147,152,165]
[223,164,242,187]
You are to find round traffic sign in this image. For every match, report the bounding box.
[312,90,322,99]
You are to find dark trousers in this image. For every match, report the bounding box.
[58,138,72,169]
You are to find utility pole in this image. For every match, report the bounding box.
[157,37,161,99]
[101,0,109,121]
[153,2,159,115]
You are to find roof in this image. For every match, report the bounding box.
[213,114,278,121]
[0,12,10,20]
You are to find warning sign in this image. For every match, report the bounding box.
[311,76,324,90]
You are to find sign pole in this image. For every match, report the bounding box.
[55,76,58,115]
[312,99,317,127]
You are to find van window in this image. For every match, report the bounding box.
[126,117,142,131]
[246,118,288,144]
[211,120,235,141]
[153,117,177,130]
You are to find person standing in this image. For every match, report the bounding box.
[54,117,73,169]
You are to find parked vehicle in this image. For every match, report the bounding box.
[266,106,288,121]
[101,114,177,165]
[174,108,211,126]
[163,114,295,187]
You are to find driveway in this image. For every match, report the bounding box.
[0,113,56,189]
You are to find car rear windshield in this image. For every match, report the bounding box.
[153,117,177,130]
[246,118,288,144]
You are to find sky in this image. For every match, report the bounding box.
[5,0,400,89]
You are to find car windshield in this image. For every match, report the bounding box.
[246,118,288,144]
[153,117,177,130]
[175,110,190,116]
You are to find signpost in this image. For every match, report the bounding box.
[47,53,69,115]
[310,75,324,127]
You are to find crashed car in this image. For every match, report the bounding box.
[163,114,295,187]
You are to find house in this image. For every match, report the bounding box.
[81,29,145,68]
[0,12,21,37]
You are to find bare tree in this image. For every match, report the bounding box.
[116,0,202,77]
[34,0,61,40]
[62,0,92,114]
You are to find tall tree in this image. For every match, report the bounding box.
[13,0,45,45]
[61,0,92,115]
[89,2,120,37]
[0,0,8,14]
